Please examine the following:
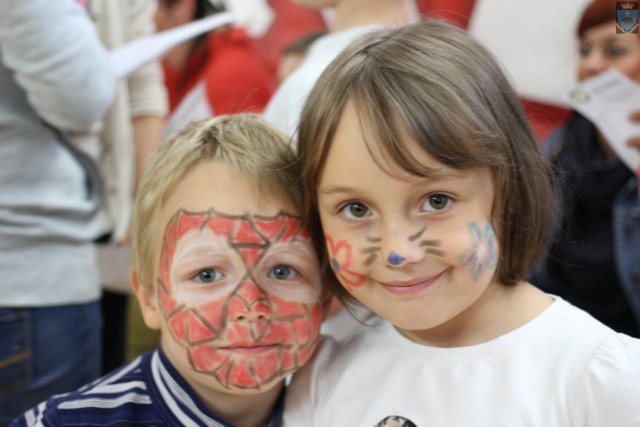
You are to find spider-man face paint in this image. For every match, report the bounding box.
[158,209,323,390]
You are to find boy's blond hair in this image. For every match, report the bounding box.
[131,114,299,289]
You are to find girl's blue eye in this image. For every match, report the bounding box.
[195,269,223,283]
[340,202,370,219]
[270,265,297,280]
[422,194,452,212]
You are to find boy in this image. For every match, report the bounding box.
[12,114,324,427]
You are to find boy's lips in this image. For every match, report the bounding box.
[219,343,280,355]
[380,270,446,296]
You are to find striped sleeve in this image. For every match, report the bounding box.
[10,355,158,426]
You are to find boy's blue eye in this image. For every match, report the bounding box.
[341,202,370,219]
[195,268,223,283]
[270,265,297,280]
[422,194,452,212]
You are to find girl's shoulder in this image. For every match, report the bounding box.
[572,331,640,425]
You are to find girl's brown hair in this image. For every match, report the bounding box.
[296,19,554,303]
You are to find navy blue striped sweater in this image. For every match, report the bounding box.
[10,349,284,426]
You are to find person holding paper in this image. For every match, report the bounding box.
[0,0,116,422]
[530,0,640,338]
[156,0,275,138]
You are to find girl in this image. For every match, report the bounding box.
[284,19,640,426]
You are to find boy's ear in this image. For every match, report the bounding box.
[130,269,161,331]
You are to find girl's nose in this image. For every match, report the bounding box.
[382,224,426,268]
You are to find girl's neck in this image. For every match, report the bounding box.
[398,282,553,348]
[329,0,420,33]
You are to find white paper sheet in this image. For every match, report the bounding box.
[109,12,235,79]
[565,69,640,171]
[469,0,591,106]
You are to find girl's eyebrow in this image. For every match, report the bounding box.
[318,185,355,196]
[319,170,467,196]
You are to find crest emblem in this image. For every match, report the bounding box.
[617,2,639,33]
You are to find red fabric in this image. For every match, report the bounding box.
[521,99,572,144]
[163,28,276,115]
[417,0,477,28]
[248,0,328,76]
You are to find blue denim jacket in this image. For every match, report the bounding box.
[532,120,640,332]
[612,177,640,326]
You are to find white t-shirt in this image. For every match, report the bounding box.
[263,26,380,138]
[284,297,640,426]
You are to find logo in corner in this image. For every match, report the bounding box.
[617,2,639,33]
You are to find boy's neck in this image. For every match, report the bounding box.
[197,380,284,427]
[330,0,420,33]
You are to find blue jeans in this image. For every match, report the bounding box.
[0,302,101,425]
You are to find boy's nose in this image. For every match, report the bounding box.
[227,281,272,322]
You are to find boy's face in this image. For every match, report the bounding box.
[138,161,323,395]
[316,102,500,345]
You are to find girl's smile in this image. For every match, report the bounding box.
[378,269,449,297]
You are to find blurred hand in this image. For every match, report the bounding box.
[222,0,274,38]
[627,110,640,153]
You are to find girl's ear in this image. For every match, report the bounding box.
[130,269,161,330]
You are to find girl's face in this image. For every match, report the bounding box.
[578,20,640,83]
[142,161,323,397]
[316,102,500,345]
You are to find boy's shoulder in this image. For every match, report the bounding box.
[11,351,160,427]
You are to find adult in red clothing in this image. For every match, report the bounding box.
[155,0,276,137]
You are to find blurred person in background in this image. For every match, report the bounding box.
[0,0,115,421]
[156,0,276,138]
[530,0,640,338]
[263,0,420,138]
[276,31,326,83]
[88,0,169,374]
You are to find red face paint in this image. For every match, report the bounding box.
[325,234,366,290]
[158,210,323,390]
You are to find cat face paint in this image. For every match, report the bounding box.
[158,209,323,390]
